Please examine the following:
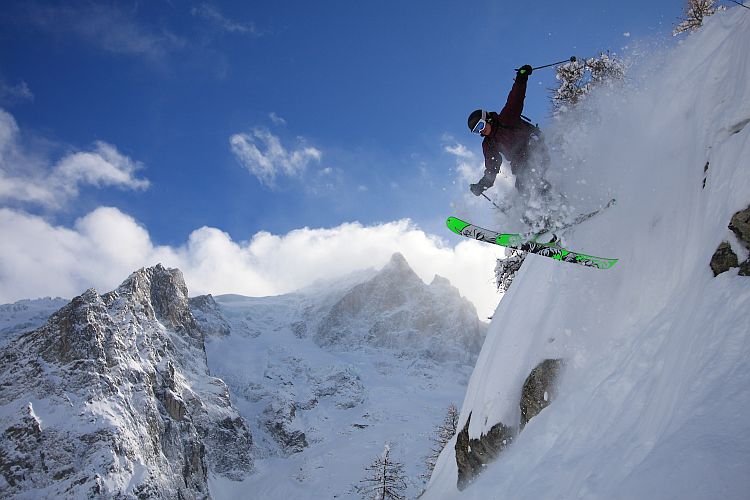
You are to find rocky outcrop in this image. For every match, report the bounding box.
[729,207,750,245]
[710,242,739,276]
[729,206,750,276]
[713,206,750,276]
[455,358,564,490]
[455,416,515,490]
[0,264,253,499]
[520,359,564,430]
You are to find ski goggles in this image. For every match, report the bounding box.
[471,110,488,135]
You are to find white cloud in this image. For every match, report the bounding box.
[229,128,322,187]
[0,207,502,318]
[191,3,260,35]
[0,109,149,210]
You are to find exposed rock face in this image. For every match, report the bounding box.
[520,359,564,430]
[710,241,740,276]
[455,358,564,490]
[0,264,253,498]
[455,415,515,491]
[190,294,232,337]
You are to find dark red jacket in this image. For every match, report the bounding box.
[482,75,536,175]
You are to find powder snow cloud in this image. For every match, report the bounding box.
[0,109,149,210]
[0,206,501,318]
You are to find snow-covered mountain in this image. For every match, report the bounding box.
[0,253,486,499]
[0,265,253,498]
[424,7,750,500]
[200,252,487,498]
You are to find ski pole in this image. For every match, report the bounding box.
[726,0,750,9]
[481,192,504,211]
[516,56,577,72]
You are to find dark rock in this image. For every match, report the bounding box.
[454,414,515,490]
[729,207,750,249]
[520,359,564,430]
[710,242,739,276]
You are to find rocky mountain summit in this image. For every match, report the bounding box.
[313,253,486,363]
[0,264,252,499]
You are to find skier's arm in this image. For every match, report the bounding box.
[497,73,528,124]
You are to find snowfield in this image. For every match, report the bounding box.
[425,6,750,500]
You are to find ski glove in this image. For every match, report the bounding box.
[470,173,496,196]
[517,64,533,77]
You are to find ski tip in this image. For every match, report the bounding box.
[446,216,469,235]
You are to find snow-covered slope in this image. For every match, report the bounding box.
[425,7,750,500]
[201,253,487,499]
[0,298,68,347]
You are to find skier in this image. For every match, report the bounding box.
[467,64,550,199]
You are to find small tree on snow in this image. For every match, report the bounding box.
[422,403,460,481]
[551,53,625,115]
[495,250,526,292]
[673,0,724,35]
[357,444,408,500]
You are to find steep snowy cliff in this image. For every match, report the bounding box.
[425,6,750,499]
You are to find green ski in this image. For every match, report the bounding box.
[446,216,618,270]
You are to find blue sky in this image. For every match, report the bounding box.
[0,0,688,311]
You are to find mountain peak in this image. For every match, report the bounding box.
[109,264,199,338]
[384,252,411,271]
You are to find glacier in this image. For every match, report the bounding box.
[424,6,750,500]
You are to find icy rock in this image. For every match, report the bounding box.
[520,359,564,430]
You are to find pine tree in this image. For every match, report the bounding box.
[357,444,408,500]
[495,250,526,292]
[551,53,626,115]
[422,403,460,481]
[673,0,724,35]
